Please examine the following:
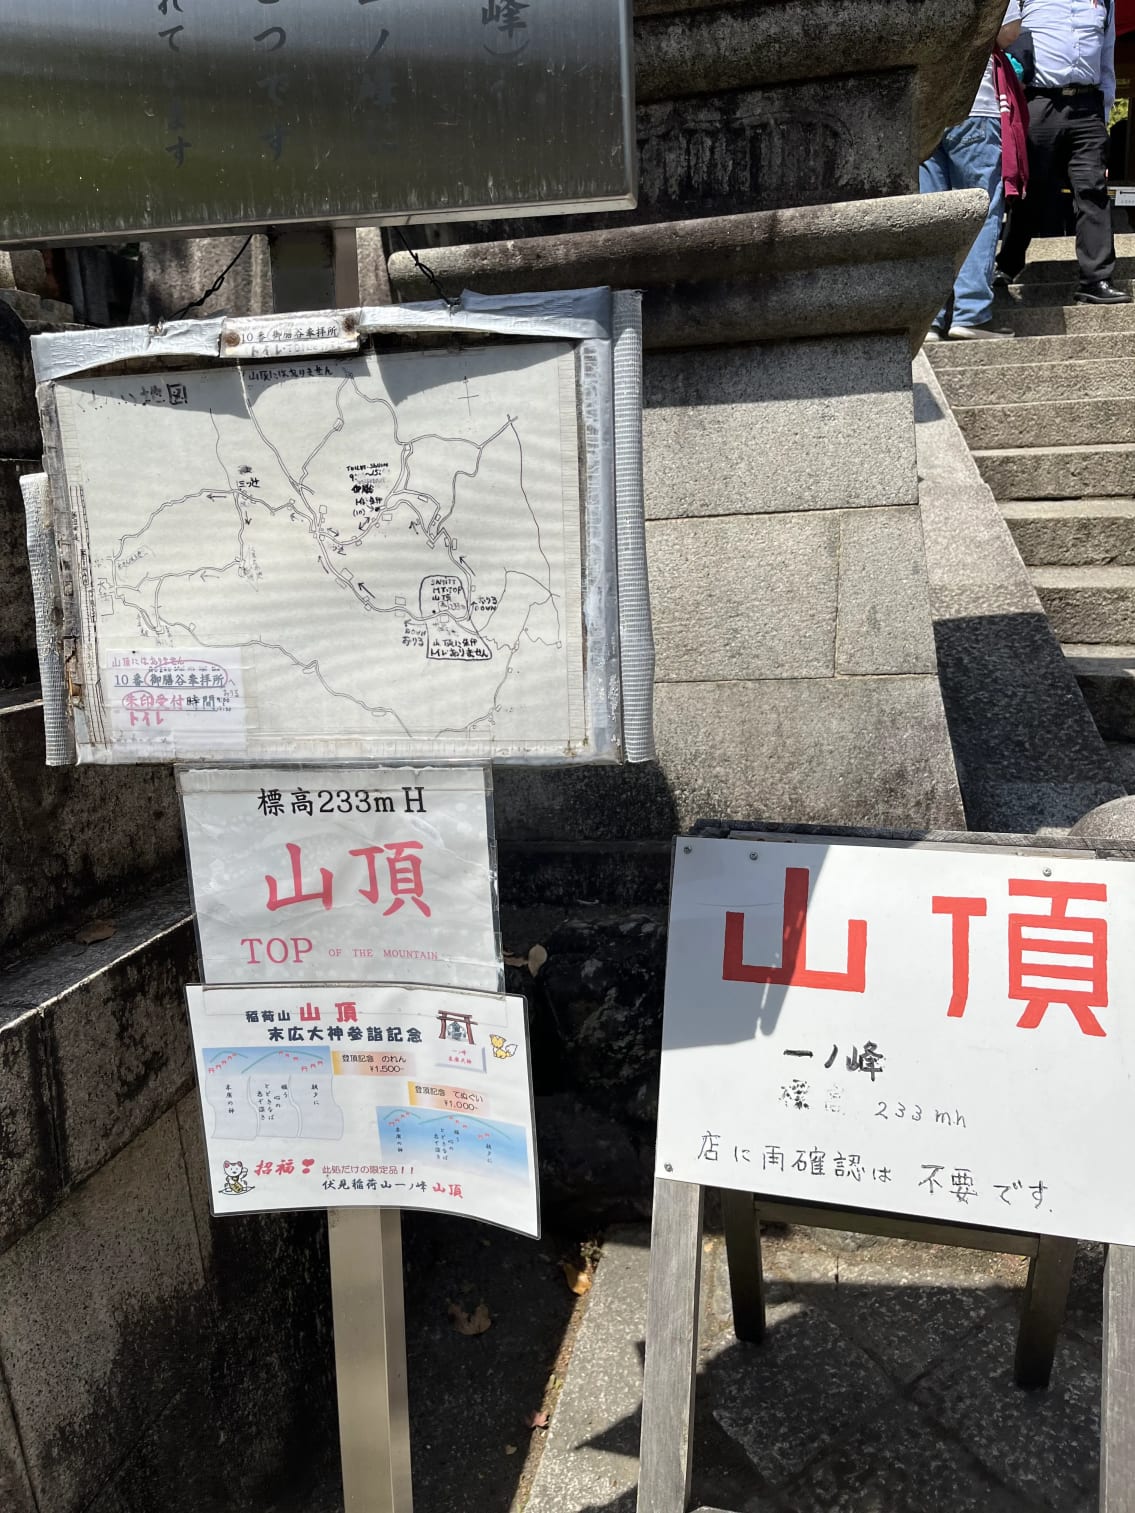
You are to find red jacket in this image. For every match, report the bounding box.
[993,47,1029,201]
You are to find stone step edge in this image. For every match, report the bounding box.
[938,357,1135,376]
[972,443,1135,459]
[0,878,193,1006]
[1032,565,1135,586]
[1001,499,1135,518]
[929,338,1135,371]
[1064,645,1135,672]
[953,397,1135,417]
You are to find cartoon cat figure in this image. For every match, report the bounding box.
[220,1159,254,1196]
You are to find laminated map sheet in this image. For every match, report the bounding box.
[49,339,599,764]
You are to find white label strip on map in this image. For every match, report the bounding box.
[220,312,363,361]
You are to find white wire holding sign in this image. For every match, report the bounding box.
[26,288,652,768]
[657,835,1135,1245]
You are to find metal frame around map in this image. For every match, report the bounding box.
[25,287,652,770]
[638,827,1135,1513]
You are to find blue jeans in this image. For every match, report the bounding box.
[919,116,1005,330]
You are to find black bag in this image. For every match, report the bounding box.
[1004,27,1035,87]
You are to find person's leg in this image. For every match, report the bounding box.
[945,117,1006,328]
[919,139,954,331]
[1065,98,1117,285]
[998,96,1061,278]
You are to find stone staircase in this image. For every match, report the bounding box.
[927,235,1135,796]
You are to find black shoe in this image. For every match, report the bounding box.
[1075,281,1134,305]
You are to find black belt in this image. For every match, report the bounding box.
[1028,84,1102,97]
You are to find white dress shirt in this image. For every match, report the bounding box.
[1021,0,1117,116]
[973,1,1024,116]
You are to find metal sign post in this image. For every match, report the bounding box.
[329,1209,413,1512]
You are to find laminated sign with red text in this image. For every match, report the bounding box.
[188,983,538,1236]
[657,836,1135,1245]
[179,766,500,992]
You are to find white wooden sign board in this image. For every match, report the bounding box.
[188,982,539,1237]
[657,836,1135,1246]
[179,766,501,993]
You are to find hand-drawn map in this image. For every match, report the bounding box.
[53,341,587,762]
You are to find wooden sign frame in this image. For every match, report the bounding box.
[638,826,1135,1513]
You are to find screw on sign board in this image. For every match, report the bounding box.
[657,836,1135,1244]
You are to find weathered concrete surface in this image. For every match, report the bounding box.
[956,398,1135,453]
[0,884,196,1246]
[0,1379,35,1513]
[525,1224,1100,1513]
[0,692,183,954]
[480,71,919,242]
[835,506,938,676]
[1072,793,1135,842]
[632,0,1010,163]
[129,234,271,324]
[929,330,1135,370]
[974,445,1135,503]
[914,355,1122,831]
[0,305,40,457]
[648,514,839,680]
[0,1114,209,1513]
[0,460,37,689]
[1007,234,1135,283]
[0,1007,56,1257]
[1065,648,1135,741]
[0,251,49,297]
[940,359,1135,409]
[652,677,964,832]
[644,336,918,516]
[994,303,1135,337]
[496,676,964,846]
[389,189,986,303]
[1032,568,1135,646]
[1002,501,1135,569]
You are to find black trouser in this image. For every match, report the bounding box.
[998,89,1115,285]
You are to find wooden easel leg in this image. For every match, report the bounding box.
[1101,1246,1135,1512]
[638,1179,705,1513]
[720,1190,766,1344]
[1014,1236,1077,1390]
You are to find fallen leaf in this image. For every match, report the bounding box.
[526,1410,550,1430]
[560,1260,593,1296]
[504,1444,518,1457]
[527,944,548,976]
[448,1300,492,1336]
[76,920,116,944]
